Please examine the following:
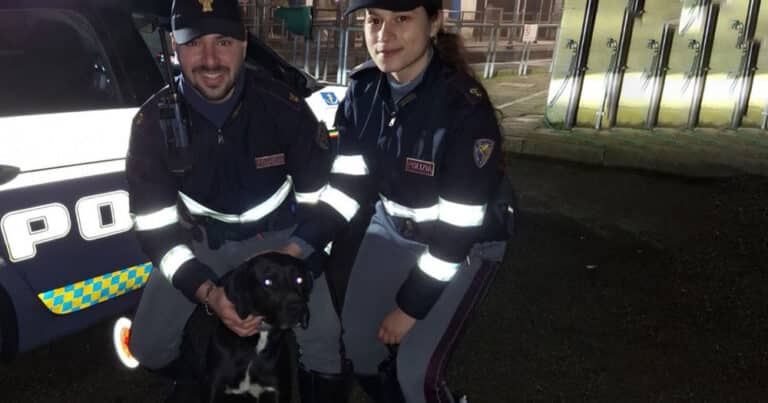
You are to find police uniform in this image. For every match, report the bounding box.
[128,68,346,368]
[126,0,345,374]
[320,51,510,402]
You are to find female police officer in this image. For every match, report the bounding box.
[283,0,513,401]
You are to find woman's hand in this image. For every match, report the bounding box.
[378,308,417,345]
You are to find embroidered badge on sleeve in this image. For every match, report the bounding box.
[473,139,495,168]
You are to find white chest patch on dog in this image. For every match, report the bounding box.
[224,361,277,398]
[224,331,275,398]
[255,329,269,353]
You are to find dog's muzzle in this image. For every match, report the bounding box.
[287,301,310,329]
[272,300,310,330]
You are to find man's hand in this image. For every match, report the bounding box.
[195,281,262,337]
[378,308,417,345]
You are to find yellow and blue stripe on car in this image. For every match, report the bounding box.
[37,262,152,315]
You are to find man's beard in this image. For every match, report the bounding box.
[188,64,242,102]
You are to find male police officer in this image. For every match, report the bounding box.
[126,0,347,400]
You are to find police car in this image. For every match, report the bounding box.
[0,0,346,362]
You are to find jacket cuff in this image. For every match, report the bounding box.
[395,266,449,320]
[293,203,347,251]
[287,235,315,259]
[170,259,219,303]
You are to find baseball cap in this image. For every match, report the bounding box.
[171,0,246,45]
[344,0,442,16]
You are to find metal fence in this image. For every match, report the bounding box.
[239,2,560,84]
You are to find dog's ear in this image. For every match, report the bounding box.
[225,265,257,320]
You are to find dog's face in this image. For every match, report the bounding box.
[225,252,313,330]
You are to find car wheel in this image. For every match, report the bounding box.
[113,316,139,368]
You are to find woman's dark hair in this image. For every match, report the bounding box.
[424,5,476,80]
[424,3,504,128]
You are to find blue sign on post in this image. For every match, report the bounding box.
[320,92,339,106]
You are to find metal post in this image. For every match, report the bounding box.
[731,41,760,129]
[292,35,298,65]
[606,6,639,128]
[490,25,500,77]
[254,1,261,38]
[315,29,322,78]
[687,3,719,129]
[342,29,351,85]
[564,0,599,129]
[646,23,675,129]
[522,0,528,25]
[323,28,332,82]
[304,37,310,73]
[548,0,556,22]
[518,41,528,75]
[549,25,561,73]
[483,25,494,79]
[336,27,346,84]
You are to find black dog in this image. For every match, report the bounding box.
[180,252,313,403]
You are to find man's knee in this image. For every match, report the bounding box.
[295,319,343,374]
[127,324,180,370]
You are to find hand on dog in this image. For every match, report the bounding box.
[276,242,304,258]
[378,308,416,345]
[200,283,263,337]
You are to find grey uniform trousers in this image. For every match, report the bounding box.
[128,227,342,374]
[342,203,506,403]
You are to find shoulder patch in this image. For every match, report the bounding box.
[462,84,488,105]
[445,70,488,105]
[474,139,495,168]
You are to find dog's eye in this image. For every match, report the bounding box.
[264,279,272,287]
[296,277,303,285]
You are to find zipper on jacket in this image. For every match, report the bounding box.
[388,110,397,127]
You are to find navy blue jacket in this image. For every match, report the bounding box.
[127,68,341,302]
[323,53,504,319]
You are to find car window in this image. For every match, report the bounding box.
[0,9,121,117]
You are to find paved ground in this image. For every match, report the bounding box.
[2,156,766,402]
[485,67,768,178]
